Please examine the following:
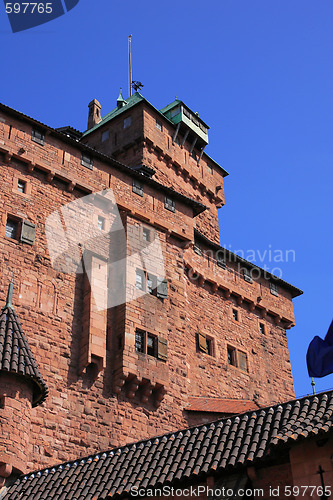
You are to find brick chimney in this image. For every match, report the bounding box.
[87,99,102,130]
[0,281,48,485]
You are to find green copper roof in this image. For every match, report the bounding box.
[159,99,182,115]
[82,92,146,137]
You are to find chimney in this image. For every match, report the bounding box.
[87,99,102,130]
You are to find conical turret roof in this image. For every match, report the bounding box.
[0,282,48,406]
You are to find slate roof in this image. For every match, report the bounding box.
[0,304,48,407]
[185,397,260,414]
[6,390,333,500]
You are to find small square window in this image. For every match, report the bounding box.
[156,119,162,131]
[17,179,26,193]
[147,333,158,357]
[124,116,132,129]
[31,129,45,146]
[5,218,18,239]
[101,130,109,142]
[270,282,278,297]
[135,330,145,353]
[232,309,238,321]
[133,179,143,197]
[81,153,93,170]
[142,227,150,242]
[165,197,175,213]
[259,323,265,335]
[97,216,105,231]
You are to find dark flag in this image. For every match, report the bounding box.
[306,320,333,378]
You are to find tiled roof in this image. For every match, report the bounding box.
[185,397,260,413]
[7,391,333,499]
[0,305,48,407]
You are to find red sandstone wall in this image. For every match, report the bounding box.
[0,373,32,474]
[84,102,225,243]
[0,109,297,472]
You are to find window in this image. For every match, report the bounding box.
[207,164,213,175]
[101,130,109,142]
[5,218,18,239]
[165,196,175,213]
[232,309,238,321]
[97,216,105,231]
[196,331,214,356]
[216,250,226,269]
[243,268,253,284]
[174,135,180,146]
[227,346,237,366]
[259,323,265,335]
[81,153,93,170]
[270,281,278,297]
[156,119,162,131]
[31,129,45,146]
[136,269,145,291]
[124,116,132,128]
[147,333,158,357]
[191,150,198,161]
[135,330,145,353]
[17,179,26,193]
[133,179,143,197]
[135,329,167,361]
[142,227,150,242]
[193,240,201,255]
[227,346,248,372]
[135,269,168,299]
[5,216,36,245]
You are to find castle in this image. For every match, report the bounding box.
[0,92,315,493]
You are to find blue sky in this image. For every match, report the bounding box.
[0,0,332,397]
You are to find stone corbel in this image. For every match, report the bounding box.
[46,171,55,183]
[67,181,76,193]
[4,152,12,163]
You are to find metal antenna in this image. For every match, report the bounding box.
[128,35,132,97]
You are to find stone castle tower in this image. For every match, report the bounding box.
[0,92,302,479]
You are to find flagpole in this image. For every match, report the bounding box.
[311,377,316,395]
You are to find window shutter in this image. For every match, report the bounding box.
[158,337,168,361]
[243,268,253,284]
[238,351,248,372]
[156,278,168,299]
[198,331,207,353]
[20,220,36,245]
